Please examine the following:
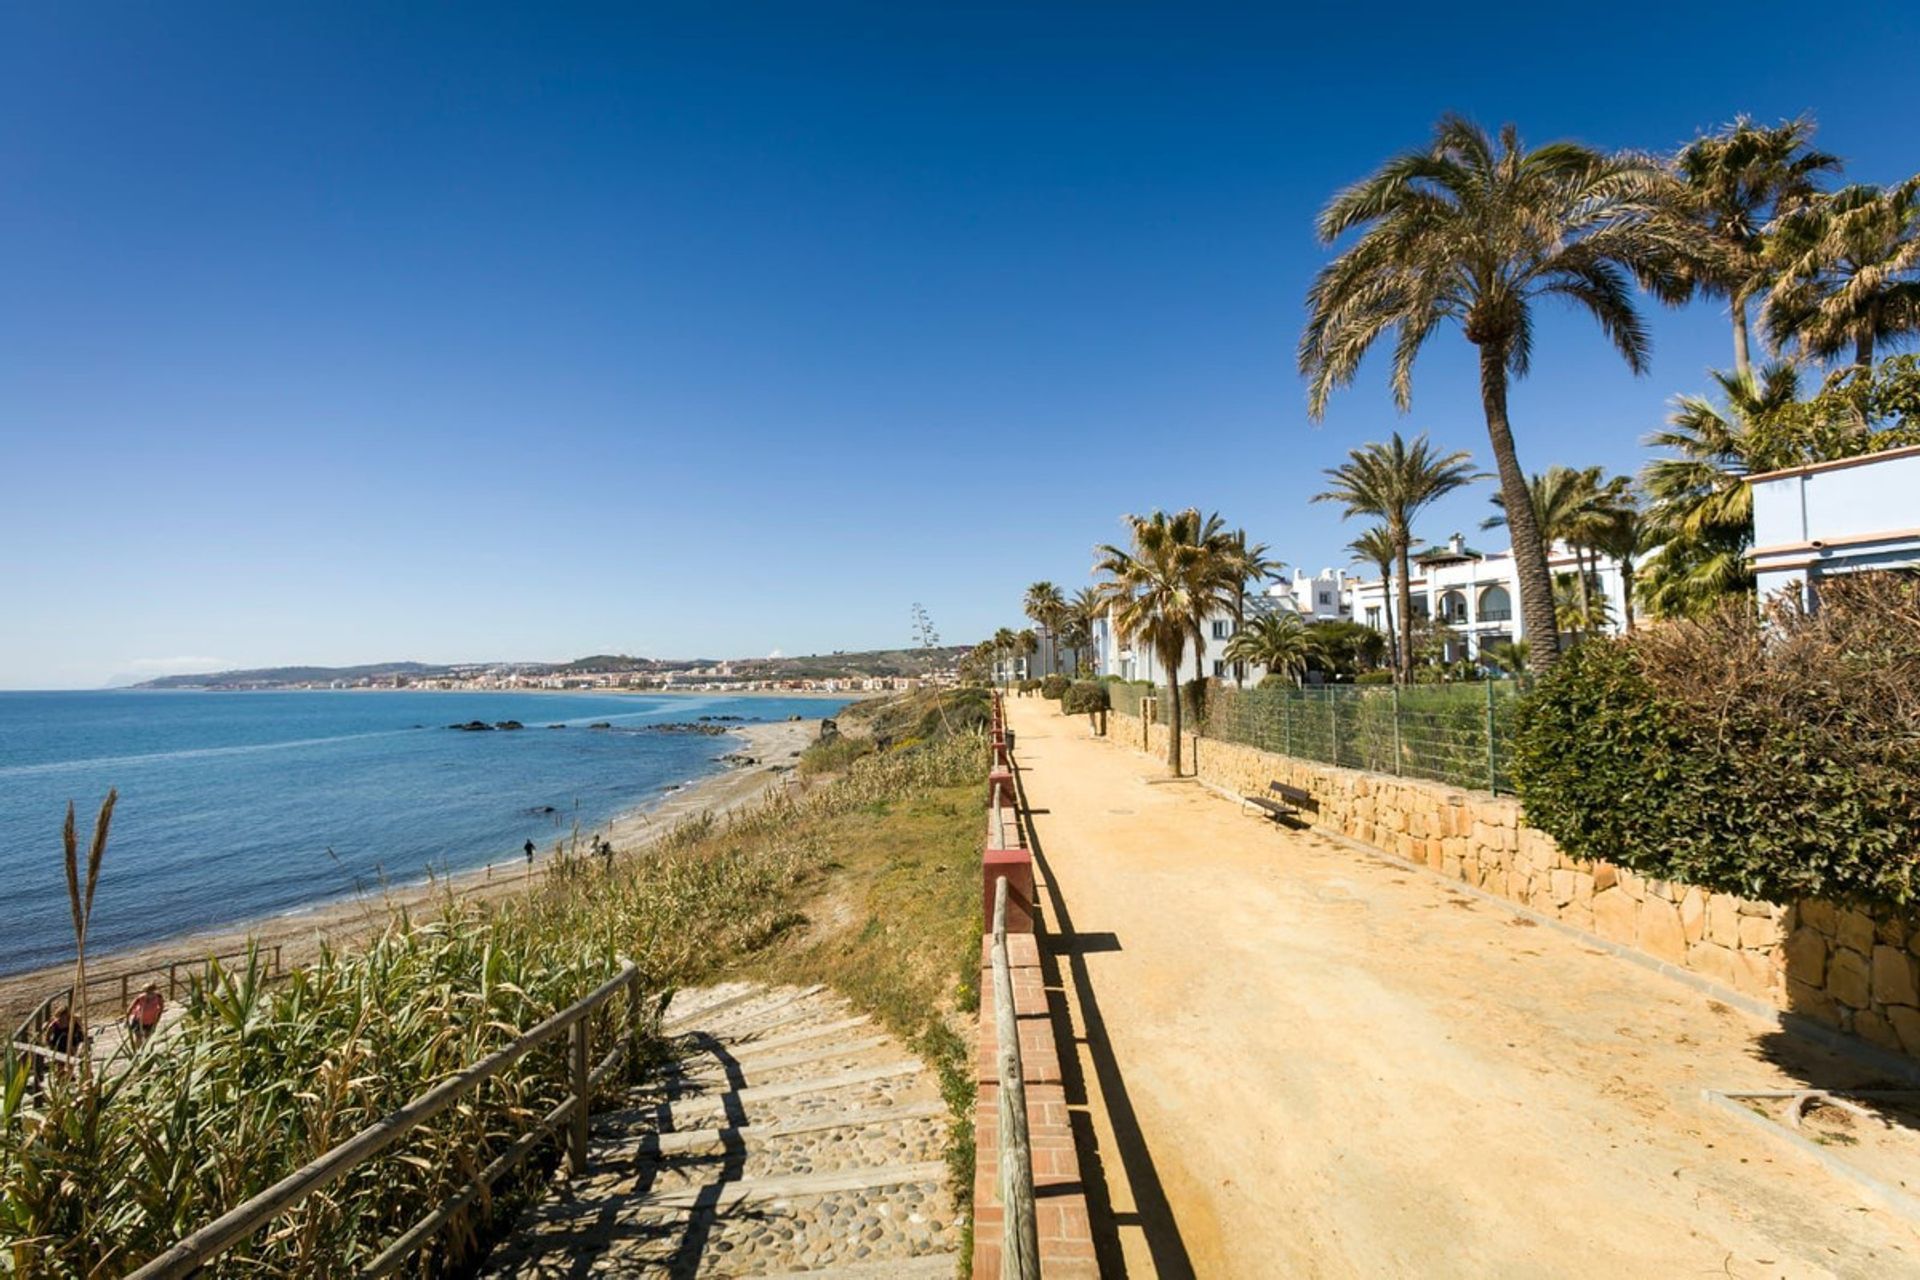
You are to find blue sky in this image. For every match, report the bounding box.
[4,3,1917,688]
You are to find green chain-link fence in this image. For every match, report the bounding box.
[1137,680,1527,794]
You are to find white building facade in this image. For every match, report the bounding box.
[1344,533,1629,665]
[1747,445,1920,608]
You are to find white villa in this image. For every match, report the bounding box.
[1344,533,1630,664]
[1746,444,1920,608]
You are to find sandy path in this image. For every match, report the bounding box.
[3,720,819,1028]
[1005,696,1920,1279]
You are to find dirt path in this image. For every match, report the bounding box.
[1005,697,1920,1279]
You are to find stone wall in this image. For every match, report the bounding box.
[1106,709,1920,1061]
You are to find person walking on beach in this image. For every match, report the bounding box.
[523,838,535,867]
[126,983,165,1046]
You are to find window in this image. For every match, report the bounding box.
[1211,620,1230,640]
[1318,591,1331,605]
[1439,590,1469,624]
[1478,585,1512,622]
[1366,607,1382,629]
[1213,660,1226,677]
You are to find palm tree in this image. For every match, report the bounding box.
[1482,465,1629,628]
[1765,177,1920,375]
[1313,432,1481,683]
[991,626,1019,687]
[1302,116,1678,670]
[1023,581,1067,675]
[1215,528,1284,687]
[1346,525,1400,674]
[1017,629,1039,682]
[1223,612,1319,688]
[1658,117,1841,380]
[1092,509,1238,774]
[1637,366,1802,617]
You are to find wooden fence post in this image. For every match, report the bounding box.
[569,1019,591,1177]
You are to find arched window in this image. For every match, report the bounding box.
[1478,585,1512,622]
[1439,590,1469,624]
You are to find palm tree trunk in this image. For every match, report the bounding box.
[1856,331,1875,376]
[1575,543,1592,632]
[1620,557,1637,634]
[1233,586,1246,689]
[1477,342,1562,667]
[1379,561,1398,675]
[1161,637,1184,775]
[1394,540,1415,684]
[1731,297,1752,384]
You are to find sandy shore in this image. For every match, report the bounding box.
[1,719,821,1026]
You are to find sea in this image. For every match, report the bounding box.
[0,690,846,977]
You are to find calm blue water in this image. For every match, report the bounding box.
[0,691,844,976]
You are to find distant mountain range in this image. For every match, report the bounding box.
[129,646,971,690]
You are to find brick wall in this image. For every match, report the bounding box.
[1107,709,1920,1062]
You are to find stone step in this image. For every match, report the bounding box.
[611,1112,949,1189]
[698,997,854,1049]
[667,1060,927,1126]
[723,1014,873,1058]
[634,1098,950,1158]
[627,1160,950,1211]
[673,984,828,1038]
[679,1036,897,1086]
[756,1254,958,1280]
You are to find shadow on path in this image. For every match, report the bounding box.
[1015,756,1195,1279]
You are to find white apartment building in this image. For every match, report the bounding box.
[1746,444,1920,608]
[1344,532,1629,665]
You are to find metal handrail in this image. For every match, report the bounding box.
[126,959,646,1280]
[990,875,1039,1280]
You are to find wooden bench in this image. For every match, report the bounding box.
[1243,781,1313,824]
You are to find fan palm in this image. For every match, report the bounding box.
[1313,432,1481,683]
[1223,612,1319,688]
[1764,177,1920,374]
[991,627,1019,687]
[1092,509,1239,774]
[1657,117,1841,380]
[1345,525,1400,674]
[1301,116,1678,669]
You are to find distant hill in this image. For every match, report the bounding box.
[132,646,971,690]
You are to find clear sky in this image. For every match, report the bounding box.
[4,3,1916,689]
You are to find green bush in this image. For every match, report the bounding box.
[1062,680,1110,716]
[1256,673,1297,690]
[1513,578,1920,906]
[1016,678,1041,694]
[1355,671,1394,686]
[1040,674,1071,700]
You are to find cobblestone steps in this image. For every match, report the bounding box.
[480,983,961,1277]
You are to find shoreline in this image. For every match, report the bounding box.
[0,719,821,1026]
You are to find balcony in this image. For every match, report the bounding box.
[1477,606,1512,622]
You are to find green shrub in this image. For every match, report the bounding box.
[1256,673,1297,690]
[1040,674,1070,700]
[1016,678,1041,694]
[1513,578,1920,906]
[1062,680,1110,716]
[1355,671,1394,686]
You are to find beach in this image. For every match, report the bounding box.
[0,718,821,1027]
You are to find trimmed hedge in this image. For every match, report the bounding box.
[1513,584,1920,907]
[1062,680,1110,716]
[1040,673,1071,700]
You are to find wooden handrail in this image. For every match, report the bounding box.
[991,875,1039,1280]
[126,960,644,1280]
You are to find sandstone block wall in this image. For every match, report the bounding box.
[1106,709,1920,1061]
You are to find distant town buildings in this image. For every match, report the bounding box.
[1746,444,1920,610]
